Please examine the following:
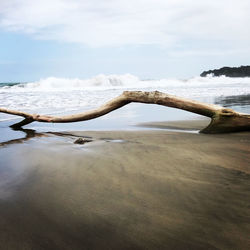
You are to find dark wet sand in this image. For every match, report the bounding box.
[0,120,250,249]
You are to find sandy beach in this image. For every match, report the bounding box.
[1,0,250,249]
[0,120,249,249]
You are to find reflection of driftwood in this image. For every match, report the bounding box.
[0,129,92,147]
[0,91,250,133]
[0,129,46,147]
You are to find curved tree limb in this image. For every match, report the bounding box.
[0,91,249,133]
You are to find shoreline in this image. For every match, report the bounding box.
[0,118,210,144]
[0,119,250,249]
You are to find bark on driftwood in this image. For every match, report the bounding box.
[0,91,249,133]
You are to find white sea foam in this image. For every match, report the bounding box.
[1,74,250,91]
[0,74,250,122]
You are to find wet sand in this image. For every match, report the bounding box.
[0,120,250,249]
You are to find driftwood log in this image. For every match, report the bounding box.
[0,91,249,133]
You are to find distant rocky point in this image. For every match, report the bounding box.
[200,65,250,77]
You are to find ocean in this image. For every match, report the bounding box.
[0,74,250,133]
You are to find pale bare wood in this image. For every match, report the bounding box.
[0,91,249,133]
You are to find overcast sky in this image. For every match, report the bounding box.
[0,0,250,81]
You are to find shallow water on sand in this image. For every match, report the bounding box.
[0,103,204,143]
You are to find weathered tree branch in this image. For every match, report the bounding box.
[0,91,249,133]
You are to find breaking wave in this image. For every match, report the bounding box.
[1,74,250,92]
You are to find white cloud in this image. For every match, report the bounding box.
[0,0,250,48]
